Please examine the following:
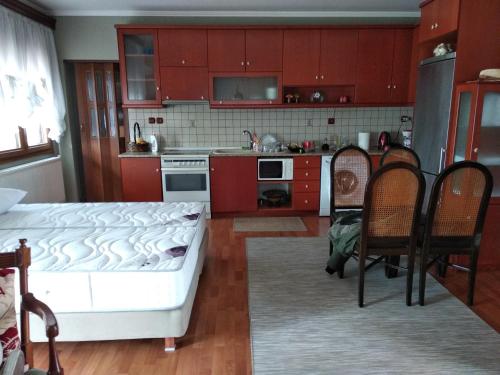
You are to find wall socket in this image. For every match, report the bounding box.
[401,115,412,122]
[328,117,335,125]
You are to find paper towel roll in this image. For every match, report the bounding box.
[358,132,370,151]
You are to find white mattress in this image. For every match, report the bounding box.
[0,202,204,229]
[1,204,207,313]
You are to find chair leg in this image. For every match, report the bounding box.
[419,248,428,306]
[467,250,479,306]
[358,253,366,307]
[338,261,345,279]
[437,255,449,277]
[329,241,333,256]
[385,256,400,278]
[406,252,415,306]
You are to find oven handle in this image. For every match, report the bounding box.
[161,168,209,172]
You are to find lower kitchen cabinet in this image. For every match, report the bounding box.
[120,158,162,202]
[293,156,321,211]
[210,157,257,213]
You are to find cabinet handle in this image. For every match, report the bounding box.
[387,84,391,89]
[155,168,159,173]
[435,23,439,29]
[210,168,215,171]
[431,24,435,30]
[473,147,479,153]
[393,85,396,89]
[246,61,250,66]
[201,95,204,100]
[165,96,170,100]
[320,75,324,80]
[219,100,223,104]
[305,184,309,189]
[268,100,272,104]
[305,160,309,165]
[181,59,186,64]
[156,86,160,91]
[241,61,245,66]
[305,172,309,176]
[304,200,309,204]
[315,75,319,80]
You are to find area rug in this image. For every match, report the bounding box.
[234,217,306,232]
[246,237,500,374]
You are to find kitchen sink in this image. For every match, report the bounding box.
[213,148,254,154]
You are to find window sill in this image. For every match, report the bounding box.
[0,155,61,175]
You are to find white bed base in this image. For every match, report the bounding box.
[28,229,208,352]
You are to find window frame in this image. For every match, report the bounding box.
[0,126,54,163]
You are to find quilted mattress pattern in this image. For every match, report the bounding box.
[0,202,204,229]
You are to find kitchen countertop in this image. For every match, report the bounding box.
[119,148,383,158]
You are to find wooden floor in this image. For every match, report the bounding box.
[33,217,499,374]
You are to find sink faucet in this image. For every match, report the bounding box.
[243,129,254,150]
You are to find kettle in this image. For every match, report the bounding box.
[378,131,391,151]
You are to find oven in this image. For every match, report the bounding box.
[161,154,211,217]
[258,158,294,181]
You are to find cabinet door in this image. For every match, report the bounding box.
[210,157,257,212]
[117,29,161,107]
[436,0,460,36]
[121,158,162,202]
[208,30,246,72]
[319,29,359,85]
[245,29,283,72]
[283,29,321,86]
[160,67,208,101]
[355,29,395,104]
[419,0,437,42]
[390,29,413,103]
[158,29,207,67]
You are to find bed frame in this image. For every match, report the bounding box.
[27,229,208,352]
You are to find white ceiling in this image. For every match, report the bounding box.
[28,0,421,18]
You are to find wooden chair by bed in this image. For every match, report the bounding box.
[380,145,421,169]
[358,162,425,307]
[329,146,372,278]
[419,161,493,306]
[0,240,63,375]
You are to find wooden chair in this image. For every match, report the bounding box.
[380,145,421,169]
[0,239,63,375]
[329,145,372,278]
[419,161,493,306]
[358,162,425,307]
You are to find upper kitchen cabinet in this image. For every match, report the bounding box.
[419,0,460,43]
[158,29,207,67]
[117,29,162,108]
[208,29,283,72]
[319,29,358,85]
[283,29,321,86]
[355,29,413,104]
[160,67,208,101]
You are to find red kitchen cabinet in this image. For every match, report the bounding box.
[208,30,246,72]
[117,28,161,108]
[419,0,459,43]
[158,29,207,67]
[160,67,208,101]
[283,29,321,86]
[120,158,162,202]
[355,29,395,104]
[293,156,321,211]
[210,157,257,213]
[245,29,283,72]
[319,29,359,85]
[389,29,414,103]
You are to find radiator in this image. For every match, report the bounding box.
[0,157,66,203]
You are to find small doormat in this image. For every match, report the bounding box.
[233,217,307,232]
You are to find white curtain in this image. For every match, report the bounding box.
[0,6,66,141]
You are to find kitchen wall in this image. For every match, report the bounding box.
[128,105,414,149]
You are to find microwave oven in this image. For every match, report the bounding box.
[258,158,294,181]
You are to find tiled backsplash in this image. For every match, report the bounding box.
[128,105,414,149]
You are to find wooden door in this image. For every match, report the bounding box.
[210,157,257,213]
[75,63,123,202]
[389,29,413,103]
[117,29,161,107]
[355,29,395,104]
[158,29,207,67]
[436,0,460,37]
[160,67,208,100]
[419,0,437,42]
[283,29,321,86]
[121,158,162,202]
[245,29,283,72]
[319,29,359,85]
[208,30,246,72]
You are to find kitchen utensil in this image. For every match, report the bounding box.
[262,189,288,207]
[287,144,304,153]
[378,131,391,151]
[302,140,315,152]
[357,132,370,151]
[321,137,330,151]
[261,134,278,150]
[310,90,325,103]
[127,122,150,152]
[266,87,277,100]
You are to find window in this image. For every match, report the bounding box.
[0,6,66,164]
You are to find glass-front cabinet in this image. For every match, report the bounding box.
[449,82,500,199]
[117,29,161,108]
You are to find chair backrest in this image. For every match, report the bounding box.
[361,162,425,248]
[424,161,493,242]
[380,145,421,169]
[330,145,372,215]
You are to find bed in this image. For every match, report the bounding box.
[0,201,208,351]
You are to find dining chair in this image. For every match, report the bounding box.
[419,161,493,306]
[329,145,372,277]
[380,145,421,169]
[358,162,425,307]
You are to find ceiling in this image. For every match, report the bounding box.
[27,0,421,18]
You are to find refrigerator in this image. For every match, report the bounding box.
[413,52,456,175]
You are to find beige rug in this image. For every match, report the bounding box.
[233,217,307,232]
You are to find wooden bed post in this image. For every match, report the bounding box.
[164,337,176,352]
[18,239,34,368]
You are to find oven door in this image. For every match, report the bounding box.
[162,168,210,202]
[258,159,284,180]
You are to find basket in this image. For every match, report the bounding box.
[127,122,150,152]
